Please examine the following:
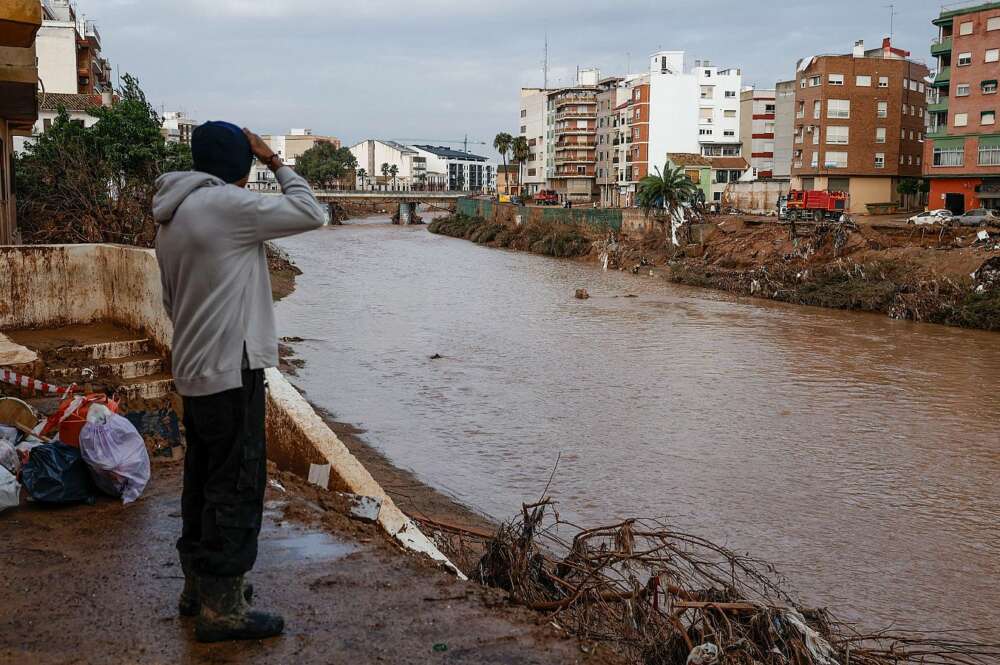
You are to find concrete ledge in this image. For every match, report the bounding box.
[0,243,459,573]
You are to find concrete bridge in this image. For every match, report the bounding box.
[313,191,469,224]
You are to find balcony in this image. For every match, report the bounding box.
[0,0,42,48]
[555,110,596,121]
[554,142,595,150]
[928,100,949,114]
[932,67,951,87]
[554,96,596,109]
[555,127,595,136]
[554,155,594,164]
[931,36,952,56]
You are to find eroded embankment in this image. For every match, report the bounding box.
[428,214,1000,331]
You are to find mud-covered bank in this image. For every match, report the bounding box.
[428,213,1000,332]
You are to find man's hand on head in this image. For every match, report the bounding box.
[243,128,274,162]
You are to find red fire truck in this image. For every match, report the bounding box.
[783,190,849,221]
[533,189,560,206]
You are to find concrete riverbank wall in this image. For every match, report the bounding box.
[0,243,457,572]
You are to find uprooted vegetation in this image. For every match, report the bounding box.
[429,213,1000,332]
[421,500,1000,665]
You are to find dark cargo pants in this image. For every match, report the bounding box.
[177,368,267,577]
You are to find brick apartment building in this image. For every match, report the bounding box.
[924,2,1000,214]
[549,83,599,203]
[792,38,929,214]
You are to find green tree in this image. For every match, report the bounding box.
[380,162,390,190]
[15,73,187,246]
[637,164,698,246]
[356,167,367,190]
[388,164,399,190]
[295,140,357,190]
[493,132,513,194]
[511,135,529,196]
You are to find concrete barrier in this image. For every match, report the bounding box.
[0,243,459,574]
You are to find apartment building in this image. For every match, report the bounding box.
[36,0,111,95]
[162,111,197,145]
[548,70,600,203]
[411,144,493,192]
[249,129,342,191]
[740,87,777,178]
[792,38,929,214]
[1,0,42,243]
[518,87,548,196]
[924,2,1000,213]
[346,139,426,191]
[773,79,797,179]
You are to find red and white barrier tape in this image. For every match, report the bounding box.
[0,368,71,395]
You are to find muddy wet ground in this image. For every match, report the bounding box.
[0,462,614,664]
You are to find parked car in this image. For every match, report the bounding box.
[953,208,1000,227]
[907,209,953,225]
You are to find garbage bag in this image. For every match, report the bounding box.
[21,442,97,505]
[0,440,19,476]
[79,413,150,504]
[0,465,18,512]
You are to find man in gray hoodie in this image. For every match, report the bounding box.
[153,121,325,642]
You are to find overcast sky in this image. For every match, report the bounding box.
[81,0,946,158]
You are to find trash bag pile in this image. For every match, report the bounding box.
[0,392,151,513]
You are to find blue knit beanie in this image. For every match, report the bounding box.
[191,121,253,183]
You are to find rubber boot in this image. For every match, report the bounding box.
[179,557,253,617]
[195,575,284,643]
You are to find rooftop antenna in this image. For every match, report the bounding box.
[626,51,631,76]
[884,3,896,40]
[543,32,548,89]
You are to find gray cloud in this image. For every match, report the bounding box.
[80,0,944,157]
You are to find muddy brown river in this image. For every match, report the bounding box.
[275,215,1000,634]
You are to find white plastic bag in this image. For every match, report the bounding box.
[0,440,19,476]
[0,465,19,512]
[79,413,151,504]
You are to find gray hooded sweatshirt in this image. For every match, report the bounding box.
[153,166,325,396]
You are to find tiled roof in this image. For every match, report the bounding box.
[38,92,106,112]
[710,157,749,169]
[668,153,712,167]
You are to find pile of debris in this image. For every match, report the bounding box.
[432,500,1000,665]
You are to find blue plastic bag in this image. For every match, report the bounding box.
[21,442,97,505]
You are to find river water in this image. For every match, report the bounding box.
[275,214,1000,633]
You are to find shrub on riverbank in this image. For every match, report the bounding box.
[428,214,594,258]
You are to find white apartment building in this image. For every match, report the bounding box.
[348,139,426,190]
[36,0,111,95]
[518,87,548,196]
[249,128,342,191]
[161,111,198,145]
[647,51,701,174]
[740,87,777,178]
[411,145,493,192]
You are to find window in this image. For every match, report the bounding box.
[700,107,713,122]
[989,16,1000,31]
[983,110,996,125]
[520,125,527,133]
[824,151,848,168]
[812,126,819,144]
[724,109,737,118]
[704,69,712,77]
[984,80,998,94]
[957,84,971,96]
[724,90,736,98]
[903,78,910,89]
[960,21,973,35]
[765,104,776,113]
[917,156,922,166]
[910,79,919,91]
[934,147,964,166]
[980,144,1000,166]
[700,85,714,99]
[795,126,804,143]
[724,130,735,136]
[958,52,973,66]
[919,82,925,93]
[902,104,908,115]
[878,76,889,88]
[877,101,888,118]
[827,99,850,118]
[874,153,885,168]
[876,127,886,143]
[809,75,821,87]
[634,88,641,100]
[813,100,821,118]
[520,109,526,118]
[856,75,871,87]
[826,126,849,144]
[829,74,844,85]
[955,112,969,127]
[800,78,807,88]
[699,128,713,135]
[987,49,999,63]
[811,152,818,167]
[907,155,913,165]
[796,101,805,118]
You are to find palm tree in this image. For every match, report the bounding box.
[510,136,529,197]
[356,167,367,191]
[388,164,399,190]
[637,163,699,246]
[493,132,513,195]
[380,162,390,191]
